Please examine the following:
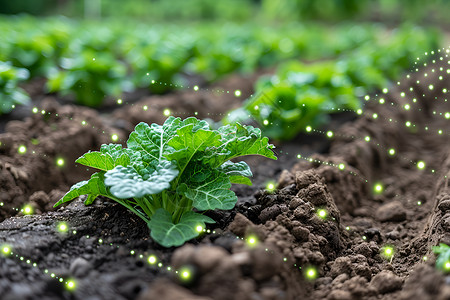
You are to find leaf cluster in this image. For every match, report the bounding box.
[54,117,276,247]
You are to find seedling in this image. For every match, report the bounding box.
[54,117,276,247]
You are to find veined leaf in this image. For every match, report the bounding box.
[219,123,277,161]
[180,169,237,211]
[229,175,252,186]
[54,172,111,207]
[218,160,252,177]
[166,123,221,172]
[76,144,131,171]
[148,208,214,247]
[104,160,178,199]
[127,117,179,164]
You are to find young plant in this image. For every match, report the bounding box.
[54,117,276,247]
[0,61,30,114]
[432,243,450,272]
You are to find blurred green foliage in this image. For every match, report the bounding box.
[1,0,448,25]
[224,25,440,140]
[0,61,30,114]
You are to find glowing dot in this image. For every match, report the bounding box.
[429,85,434,90]
[66,280,76,290]
[338,163,345,170]
[193,85,199,91]
[57,222,68,233]
[130,250,135,255]
[364,95,370,101]
[32,107,38,114]
[381,246,394,259]
[196,225,203,233]
[445,112,450,119]
[326,131,333,138]
[388,148,395,156]
[445,262,450,271]
[2,246,11,255]
[417,161,426,170]
[143,105,148,111]
[405,121,411,127]
[151,79,155,84]
[163,109,171,117]
[356,109,363,115]
[18,145,27,154]
[23,204,33,215]
[404,104,410,110]
[417,201,422,206]
[372,113,378,119]
[81,120,86,126]
[306,126,312,132]
[305,267,318,280]
[379,98,385,104]
[383,88,388,93]
[263,119,269,126]
[56,158,65,167]
[178,266,193,282]
[364,136,370,142]
[317,209,327,219]
[148,255,157,265]
[41,110,46,115]
[254,105,259,110]
[345,226,350,230]
[374,183,383,194]
[423,256,428,261]
[400,92,405,97]
[234,90,241,97]
[362,236,367,240]
[111,134,119,142]
[266,182,276,192]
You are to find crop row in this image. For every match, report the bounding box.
[0,16,441,124]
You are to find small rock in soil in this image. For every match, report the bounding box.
[376,201,407,222]
[369,270,403,294]
[70,257,92,277]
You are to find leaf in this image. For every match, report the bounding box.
[218,161,253,185]
[54,172,111,207]
[180,169,237,211]
[203,123,277,167]
[218,161,252,177]
[148,208,214,247]
[76,144,131,171]
[229,175,252,186]
[126,117,181,164]
[104,160,178,199]
[166,123,221,172]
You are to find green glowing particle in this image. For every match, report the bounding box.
[373,183,383,194]
[18,145,27,154]
[148,255,157,265]
[57,222,68,233]
[22,204,33,215]
[417,161,426,170]
[317,209,327,220]
[305,267,318,280]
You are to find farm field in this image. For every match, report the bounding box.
[0,1,449,299]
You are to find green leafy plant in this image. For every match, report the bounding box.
[0,61,30,114]
[54,117,276,247]
[224,60,362,140]
[432,243,450,272]
[46,49,130,107]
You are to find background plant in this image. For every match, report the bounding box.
[0,61,30,115]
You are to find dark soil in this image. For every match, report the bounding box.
[0,54,449,300]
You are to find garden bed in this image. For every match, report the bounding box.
[0,48,449,300]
